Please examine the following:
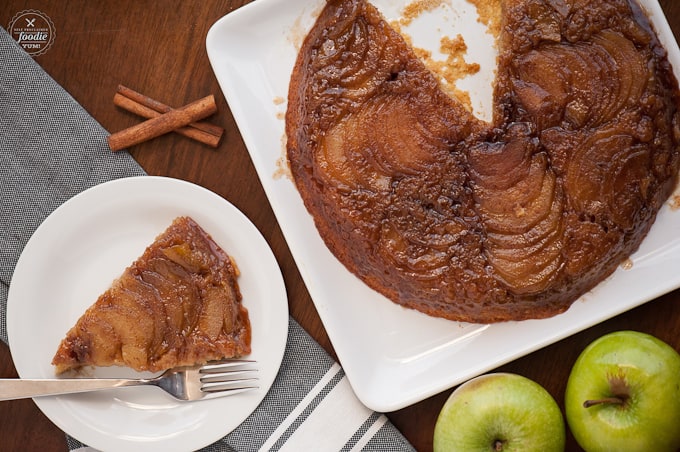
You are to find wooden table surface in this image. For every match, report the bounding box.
[1,1,680,451]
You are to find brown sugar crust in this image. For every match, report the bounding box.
[52,216,251,374]
[286,0,680,323]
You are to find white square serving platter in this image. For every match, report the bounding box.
[206,0,680,412]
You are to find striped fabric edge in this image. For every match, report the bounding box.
[257,363,392,451]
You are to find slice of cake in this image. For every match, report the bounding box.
[52,216,251,374]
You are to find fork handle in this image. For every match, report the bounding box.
[0,378,146,401]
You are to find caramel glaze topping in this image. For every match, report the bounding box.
[286,0,680,323]
[52,217,251,374]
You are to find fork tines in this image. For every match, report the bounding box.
[200,359,256,372]
[200,359,259,394]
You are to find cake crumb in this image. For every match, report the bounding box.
[439,34,481,82]
[274,135,293,181]
[467,0,502,37]
[400,0,452,26]
[670,194,680,210]
[620,258,634,270]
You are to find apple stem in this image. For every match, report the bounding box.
[583,397,625,408]
[494,440,504,451]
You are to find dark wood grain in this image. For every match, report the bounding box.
[1,1,679,451]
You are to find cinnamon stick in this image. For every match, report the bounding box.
[117,85,224,138]
[108,95,217,152]
[113,93,222,147]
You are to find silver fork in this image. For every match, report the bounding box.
[0,359,258,402]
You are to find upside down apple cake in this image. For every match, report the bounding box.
[285,0,680,323]
[52,216,251,374]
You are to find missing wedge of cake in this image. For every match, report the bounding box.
[52,216,251,374]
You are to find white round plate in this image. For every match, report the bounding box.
[7,176,288,452]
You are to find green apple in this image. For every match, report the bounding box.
[565,330,680,452]
[433,373,565,451]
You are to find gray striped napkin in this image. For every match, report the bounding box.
[0,27,414,451]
